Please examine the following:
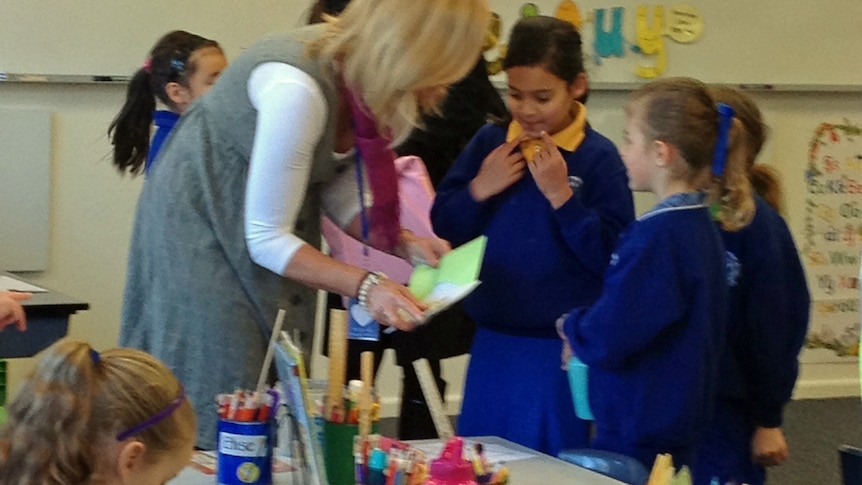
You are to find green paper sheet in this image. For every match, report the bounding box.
[408,235,487,301]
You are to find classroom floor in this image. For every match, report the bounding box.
[378,397,862,485]
[771,397,862,485]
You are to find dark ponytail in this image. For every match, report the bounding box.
[108,30,221,175]
[108,69,157,176]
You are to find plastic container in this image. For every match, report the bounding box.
[216,419,274,485]
[324,420,379,485]
[567,356,594,420]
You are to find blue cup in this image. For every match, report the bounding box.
[567,356,594,420]
[217,419,274,485]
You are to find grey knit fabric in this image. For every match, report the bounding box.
[120,25,342,449]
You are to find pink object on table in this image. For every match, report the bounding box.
[424,437,478,485]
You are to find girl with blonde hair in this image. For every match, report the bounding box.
[693,86,809,485]
[558,77,755,470]
[0,338,195,484]
[121,0,491,448]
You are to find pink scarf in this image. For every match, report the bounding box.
[345,87,401,251]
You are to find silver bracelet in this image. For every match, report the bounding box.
[357,271,386,310]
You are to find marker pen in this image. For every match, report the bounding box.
[368,448,387,485]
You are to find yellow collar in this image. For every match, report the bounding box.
[506,101,587,153]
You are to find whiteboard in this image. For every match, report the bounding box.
[486,0,862,87]
[0,108,50,271]
[0,0,310,77]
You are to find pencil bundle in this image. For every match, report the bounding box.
[216,387,279,422]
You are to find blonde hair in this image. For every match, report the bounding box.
[0,339,195,485]
[311,0,491,143]
[708,85,785,214]
[630,77,755,231]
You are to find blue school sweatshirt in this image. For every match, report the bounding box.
[431,123,634,337]
[561,193,727,451]
[146,110,179,174]
[717,196,810,426]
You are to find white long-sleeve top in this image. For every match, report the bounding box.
[244,62,364,275]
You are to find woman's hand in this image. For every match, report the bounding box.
[394,229,451,267]
[752,426,789,467]
[364,278,428,331]
[527,131,573,209]
[469,135,527,202]
[0,291,31,331]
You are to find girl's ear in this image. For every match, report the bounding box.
[117,440,147,482]
[652,139,677,167]
[569,72,588,101]
[164,82,190,113]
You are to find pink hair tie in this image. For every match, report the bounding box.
[141,58,152,74]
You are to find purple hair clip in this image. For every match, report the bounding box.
[141,57,152,74]
[89,348,100,366]
[116,385,186,441]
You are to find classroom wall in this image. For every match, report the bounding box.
[2,0,860,417]
[3,82,859,417]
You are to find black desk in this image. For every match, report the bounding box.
[0,273,89,358]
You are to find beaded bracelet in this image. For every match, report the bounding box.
[357,271,386,310]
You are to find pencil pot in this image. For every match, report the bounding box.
[323,421,378,485]
[217,419,274,485]
[567,356,594,420]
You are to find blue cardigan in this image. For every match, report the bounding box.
[562,193,727,449]
[718,196,810,427]
[431,123,634,337]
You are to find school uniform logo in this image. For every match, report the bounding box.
[725,251,741,287]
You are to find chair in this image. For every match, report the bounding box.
[558,448,649,485]
[840,444,862,485]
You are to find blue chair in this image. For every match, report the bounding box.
[840,444,862,485]
[557,449,649,485]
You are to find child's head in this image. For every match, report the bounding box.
[109,30,226,176]
[313,0,491,143]
[708,86,784,213]
[502,16,588,136]
[0,339,195,485]
[146,30,227,113]
[624,77,755,230]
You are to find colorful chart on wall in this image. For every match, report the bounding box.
[485,0,862,87]
[799,119,862,363]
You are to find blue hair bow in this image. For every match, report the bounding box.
[711,103,735,176]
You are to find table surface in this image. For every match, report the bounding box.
[171,435,625,485]
[2,272,89,315]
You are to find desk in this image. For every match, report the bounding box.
[171,436,625,485]
[0,273,88,358]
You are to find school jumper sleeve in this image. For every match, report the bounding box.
[431,127,500,246]
[244,62,328,275]
[552,143,634,277]
[561,228,688,370]
[739,213,810,427]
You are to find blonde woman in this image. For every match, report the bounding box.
[120,0,491,448]
[0,339,195,484]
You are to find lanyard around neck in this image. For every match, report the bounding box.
[353,149,371,257]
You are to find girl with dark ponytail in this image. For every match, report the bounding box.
[108,30,226,176]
